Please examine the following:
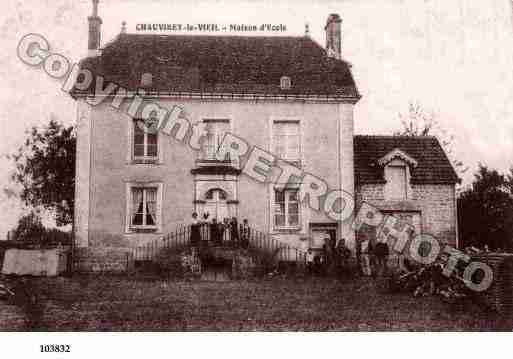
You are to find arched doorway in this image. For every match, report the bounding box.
[204,188,229,221]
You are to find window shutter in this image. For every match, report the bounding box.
[387,166,407,200]
[273,121,300,162]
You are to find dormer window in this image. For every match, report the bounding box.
[141,72,153,87]
[280,76,291,90]
[378,148,417,201]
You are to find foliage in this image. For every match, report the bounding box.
[457,164,513,250]
[394,101,437,137]
[394,101,468,178]
[13,211,45,241]
[10,212,71,244]
[6,119,75,226]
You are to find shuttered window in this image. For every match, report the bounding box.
[273,121,300,165]
[387,166,407,200]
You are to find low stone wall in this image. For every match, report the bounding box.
[74,245,269,278]
[74,247,131,273]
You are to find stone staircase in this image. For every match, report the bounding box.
[131,223,306,278]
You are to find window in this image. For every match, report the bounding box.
[129,187,158,229]
[280,76,291,90]
[140,72,153,87]
[273,120,300,165]
[202,119,230,160]
[205,188,227,200]
[386,165,407,200]
[273,188,300,229]
[133,120,158,163]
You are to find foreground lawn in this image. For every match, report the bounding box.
[1,275,511,331]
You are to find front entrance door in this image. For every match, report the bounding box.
[204,189,229,222]
[309,223,338,251]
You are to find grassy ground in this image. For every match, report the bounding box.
[1,274,511,331]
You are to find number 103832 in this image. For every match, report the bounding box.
[40,345,71,353]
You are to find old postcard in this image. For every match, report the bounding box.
[1,0,512,357]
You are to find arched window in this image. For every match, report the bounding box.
[205,188,227,201]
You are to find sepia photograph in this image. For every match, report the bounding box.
[1,0,513,351]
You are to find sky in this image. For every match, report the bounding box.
[1,0,513,238]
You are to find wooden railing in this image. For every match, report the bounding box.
[132,223,306,265]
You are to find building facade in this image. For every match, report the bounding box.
[72,1,459,271]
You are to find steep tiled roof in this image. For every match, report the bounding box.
[354,135,460,185]
[71,34,359,99]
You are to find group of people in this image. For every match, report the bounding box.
[360,239,390,277]
[190,212,251,247]
[305,237,352,276]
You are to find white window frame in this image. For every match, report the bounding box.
[125,182,163,233]
[270,116,302,167]
[128,118,162,164]
[272,187,301,230]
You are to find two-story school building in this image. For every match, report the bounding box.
[71,1,459,270]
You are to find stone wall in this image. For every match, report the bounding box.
[356,183,457,247]
[74,247,131,273]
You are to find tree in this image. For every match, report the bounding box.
[13,211,45,241]
[394,101,468,178]
[506,167,513,195]
[394,101,436,137]
[5,119,75,226]
[457,164,513,250]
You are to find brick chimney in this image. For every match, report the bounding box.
[87,0,102,57]
[325,13,342,59]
